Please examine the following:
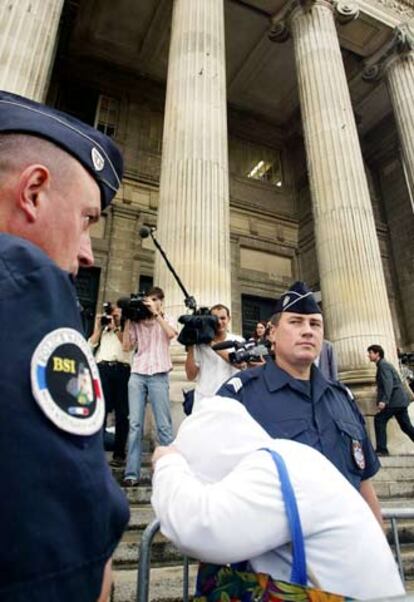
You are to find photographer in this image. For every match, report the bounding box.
[185,304,244,412]
[122,287,177,486]
[89,300,131,467]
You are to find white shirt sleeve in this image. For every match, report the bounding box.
[151,450,291,564]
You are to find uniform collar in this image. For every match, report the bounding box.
[263,360,330,402]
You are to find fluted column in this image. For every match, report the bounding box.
[363,22,414,349]
[0,0,64,101]
[387,50,414,196]
[155,0,231,323]
[271,0,398,378]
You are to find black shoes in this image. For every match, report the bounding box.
[123,477,139,487]
[109,457,126,468]
[375,449,390,457]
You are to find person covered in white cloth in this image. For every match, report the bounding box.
[151,396,404,600]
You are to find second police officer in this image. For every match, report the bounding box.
[217,281,382,524]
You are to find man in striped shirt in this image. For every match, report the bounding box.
[122,287,177,486]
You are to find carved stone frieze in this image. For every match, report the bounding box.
[395,19,414,51]
[362,19,414,80]
[269,0,358,43]
[374,0,414,20]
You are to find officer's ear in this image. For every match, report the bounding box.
[16,164,51,223]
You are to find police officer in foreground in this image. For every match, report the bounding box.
[217,281,382,525]
[0,91,129,601]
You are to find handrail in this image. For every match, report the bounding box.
[136,510,414,602]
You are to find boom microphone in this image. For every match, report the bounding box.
[138,226,156,238]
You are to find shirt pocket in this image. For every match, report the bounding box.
[269,418,311,444]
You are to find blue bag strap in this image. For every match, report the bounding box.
[260,447,307,586]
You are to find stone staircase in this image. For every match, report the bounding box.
[110,454,414,602]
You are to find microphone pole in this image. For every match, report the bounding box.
[139,227,197,311]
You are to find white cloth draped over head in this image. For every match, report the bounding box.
[152,396,405,600]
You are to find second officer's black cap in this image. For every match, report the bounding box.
[275,281,322,314]
[0,90,123,209]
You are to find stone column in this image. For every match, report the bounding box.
[155,0,231,323]
[270,0,398,380]
[0,0,64,101]
[386,26,414,197]
[364,22,414,348]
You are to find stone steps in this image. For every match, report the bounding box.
[377,456,414,468]
[374,480,414,498]
[113,564,198,602]
[114,530,187,568]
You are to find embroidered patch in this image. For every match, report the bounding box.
[352,440,366,470]
[91,147,105,171]
[227,377,243,393]
[31,328,104,435]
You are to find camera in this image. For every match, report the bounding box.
[100,302,113,327]
[212,338,269,364]
[400,352,414,365]
[117,294,153,322]
[177,307,219,346]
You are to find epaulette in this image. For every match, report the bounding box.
[225,367,260,393]
[332,380,355,403]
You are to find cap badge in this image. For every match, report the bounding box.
[91,147,105,172]
[283,295,290,307]
[31,328,105,435]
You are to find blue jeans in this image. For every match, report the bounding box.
[125,372,173,479]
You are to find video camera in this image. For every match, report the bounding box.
[400,352,414,365]
[177,307,218,346]
[117,294,153,322]
[212,338,269,364]
[100,302,113,327]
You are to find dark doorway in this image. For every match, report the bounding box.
[241,294,278,340]
[75,267,101,338]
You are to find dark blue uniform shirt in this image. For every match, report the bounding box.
[0,234,129,602]
[217,360,379,489]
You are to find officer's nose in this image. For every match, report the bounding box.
[78,232,94,268]
[301,320,313,336]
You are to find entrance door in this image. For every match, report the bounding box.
[75,267,101,338]
[241,294,278,340]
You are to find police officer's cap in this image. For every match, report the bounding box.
[0,90,123,209]
[275,281,321,315]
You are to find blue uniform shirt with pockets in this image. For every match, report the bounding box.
[217,360,379,489]
[0,234,129,602]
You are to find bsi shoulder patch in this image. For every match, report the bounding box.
[31,328,105,435]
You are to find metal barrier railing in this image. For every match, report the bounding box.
[382,508,414,582]
[136,509,414,602]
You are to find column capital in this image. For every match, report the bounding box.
[362,19,414,81]
[269,0,359,43]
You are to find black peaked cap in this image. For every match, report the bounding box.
[275,281,321,315]
[0,90,123,209]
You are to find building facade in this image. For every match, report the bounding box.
[1,0,413,448]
